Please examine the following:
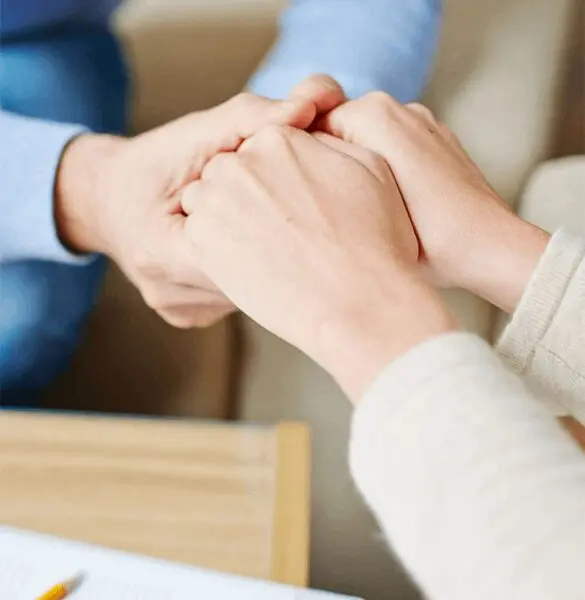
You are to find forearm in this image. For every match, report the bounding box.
[313,266,585,599]
[350,332,585,600]
[447,203,585,417]
[249,0,442,101]
[461,211,551,314]
[315,272,457,401]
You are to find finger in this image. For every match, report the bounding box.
[288,74,346,116]
[237,123,316,158]
[317,92,457,183]
[435,124,475,164]
[311,131,392,181]
[317,93,404,161]
[317,93,401,145]
[178,182,222,266]
[174,93,317,180]
[155,211,214,285]
[143,279,225,312]
[405,102,439,131]
[157,303,235,329]
[215,92,318,140]
[180,180,207,216]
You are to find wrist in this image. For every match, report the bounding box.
[460,211,550,313]
[314,272,459,403]
[55,133,125,254]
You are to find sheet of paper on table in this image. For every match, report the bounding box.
[0,528,361,600]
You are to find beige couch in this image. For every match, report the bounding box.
[45,0,578,597]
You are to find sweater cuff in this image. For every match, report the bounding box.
[353,332,494,427]
[350,332,501,508]
[496,229,585,375]
[0,112,95,264]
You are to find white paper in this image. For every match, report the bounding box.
[0,528,360,599]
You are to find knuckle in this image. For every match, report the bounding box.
[158,310,194,329]
[204,151,240,177]
[438,122,455,139]
[230,91,257,111]
[365,148,389,171]
[254,124,290,147]
[133,247,159,278]
[359,147,391,179]
[217,151,239,170]
[180,184,198,212]
[142,284,164,311]
[364,91,393,110]
[160,305,235,329]
[406,102,438,124]
[195,306,236,328]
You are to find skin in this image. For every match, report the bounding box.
[180,93,554,405]
[54,75,346,328]
[322,94,584,439]
[56,79,580,440]
[319,93,552,314]
[180,124,457,401]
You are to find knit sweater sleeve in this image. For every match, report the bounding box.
[350,332,585,600]
[496,229,585,420]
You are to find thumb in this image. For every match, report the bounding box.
[212,92,318,140]
[316,93,404,162]
[288,74,346,116]
[175,93,319,177]
[152,92,319,189]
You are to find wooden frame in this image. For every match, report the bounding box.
[271,423,311,586]
[0,412,311,586]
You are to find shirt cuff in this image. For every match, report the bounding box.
[0,112,95,264]
[496,229,585,376]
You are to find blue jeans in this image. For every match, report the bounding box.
[0,25,128,405]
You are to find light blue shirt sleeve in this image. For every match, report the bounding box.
[0,111,91,264]
[249,0,442,102]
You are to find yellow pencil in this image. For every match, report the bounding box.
[36,573,85,600]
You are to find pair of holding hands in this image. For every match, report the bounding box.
[57,75,549,400]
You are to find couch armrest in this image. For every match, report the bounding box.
[428,0,574,201]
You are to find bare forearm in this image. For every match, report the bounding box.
[314,271,458,402]
[462,212,550,313]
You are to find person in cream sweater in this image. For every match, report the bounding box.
[176,92,585,600]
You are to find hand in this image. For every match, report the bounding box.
[181,125,456,400]
[320,93,551,312]
[55,78,345,328]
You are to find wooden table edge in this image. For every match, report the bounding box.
[270,422,311,586]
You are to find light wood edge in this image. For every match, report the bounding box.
[270,422,311,586]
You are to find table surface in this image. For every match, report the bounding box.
[0,411,310,586]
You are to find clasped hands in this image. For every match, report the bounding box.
[56,75,550,400]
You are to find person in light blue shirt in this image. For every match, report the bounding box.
[0,0,442,405]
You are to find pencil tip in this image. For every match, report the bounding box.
[64,573,86,593]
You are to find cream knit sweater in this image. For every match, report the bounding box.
[349,229,585,600]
